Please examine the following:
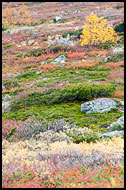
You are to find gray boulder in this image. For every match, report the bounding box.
[55,55,66,63]
[81,98,117,114]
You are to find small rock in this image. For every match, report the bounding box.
[73,10,78,14]
[41,61,46,65]
[36,71,42,74]
[51,61,57,64]
[21,41,27,46]
[2,101,11,112]
[4,94,11,100]
[55,15,62,22]
[28,40,35,46]
[16,44,22,48]
[104,56,110,62]
[55,55,66,63]
[43,78,49,81]
[113,47,124,54]
[29,83,34,88]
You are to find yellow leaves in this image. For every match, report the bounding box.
[80,13,118,46]
[2,4,31,28]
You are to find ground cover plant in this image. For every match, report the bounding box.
[2,2,124,188]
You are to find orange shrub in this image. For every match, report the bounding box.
[106,60,124,69]
[67,51,86,60]
[65,62,97,70]
[40,64,57,71]
[114,91,124,99]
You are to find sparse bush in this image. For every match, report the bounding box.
[15,120,45,140]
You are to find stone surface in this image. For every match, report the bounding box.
[55,15,62,21]
[4,94,11,100]
[2,101,11,112]
[104,56,110,62]
[21,41,27,46]
[27,39,35,46]
[100,130,124,138]
[81,98,117,114]
[113,47,124,54]
[36,71,42,74]
[55,55,66,63]
[41,61,46,65]
[107,116,124,130]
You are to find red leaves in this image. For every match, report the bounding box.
[67,51,86,60]
[2,119,19,139]
[106,60,124,69]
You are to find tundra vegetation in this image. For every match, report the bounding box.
[2,2,124,188]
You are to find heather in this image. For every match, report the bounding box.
[2,2,124,188]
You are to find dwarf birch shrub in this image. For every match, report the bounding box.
[2,3,31,29]
[80,13,119,46]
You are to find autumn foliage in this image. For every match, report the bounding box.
[2,3,31,29]
[80,13,119,46]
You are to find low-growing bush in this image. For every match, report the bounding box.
[114,22,124,32]
[66,132,100,143]
[10,84,116,110]
[3,79,19,89]
[62,29,83,39]
[105,53,124,63]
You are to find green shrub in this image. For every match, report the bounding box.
[62,29,83,39]
[49,45,67,53]
[10,84,116,111]
[111,123,124,131]
[115,5,124,9]
[66,132,100,143]
[3,44,13,49]
[106,53,124,62]
[2,27,7,31]
[3,80,19,89]
[97,41,115,49]
[114,22,124,32]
